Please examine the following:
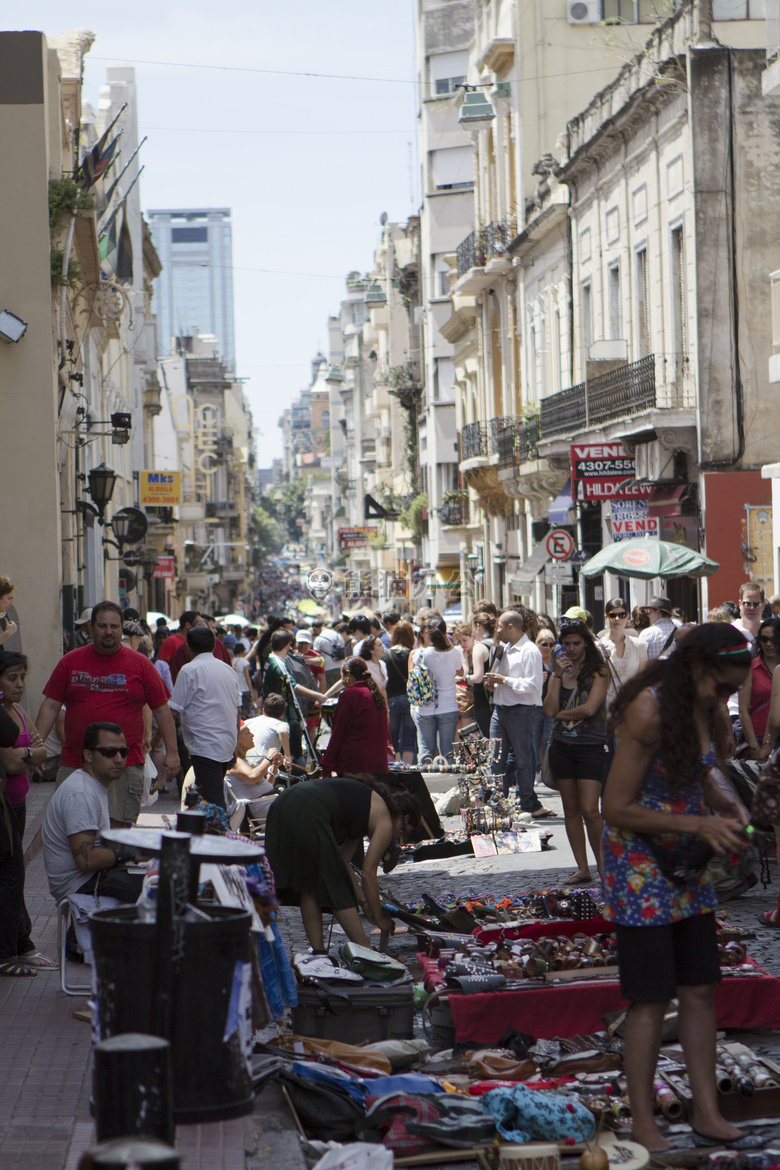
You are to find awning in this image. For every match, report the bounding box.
[509,542,551,590]
[648,484,693,517]
[548,484,574,525]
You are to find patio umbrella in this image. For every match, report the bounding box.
[580,538,719,581]
[218,612,250,625]
[296,598,328,616]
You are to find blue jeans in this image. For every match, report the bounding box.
[532,706,555,774]
[388,694,417,759]
[491,704,542,812]
[416,710,459,762]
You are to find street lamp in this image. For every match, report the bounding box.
[110,511,132,548]
[87,463,117,523]
[140,547,159,582]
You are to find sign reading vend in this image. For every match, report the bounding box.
[139,471,182,507]
[570,442,653,502]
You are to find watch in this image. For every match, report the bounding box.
[24,746,33,761]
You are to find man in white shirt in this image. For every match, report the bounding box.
[638,595,678,660]
[169,627,241,809]
[727,582,764,722]
[483,610,549,816]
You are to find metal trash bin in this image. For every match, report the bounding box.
[90,905,254,1123]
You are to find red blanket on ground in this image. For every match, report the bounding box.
[419,955,780,1043]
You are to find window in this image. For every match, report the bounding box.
[671,226,687,355]
[582,282,593,355]
[608,264,622,340]
[636,248,650,358]
[172,226,208,243]
[429,50,469,95]
[430,146,473,191]
[712,0,765,16]
[602,0,681,20]
[435,76,466,95]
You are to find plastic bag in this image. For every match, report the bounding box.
[313,1143,392,1170]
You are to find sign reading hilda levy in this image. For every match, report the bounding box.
[139,471,182,507]
[570,442,652,502]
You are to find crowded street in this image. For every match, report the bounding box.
[6,2,780,1168]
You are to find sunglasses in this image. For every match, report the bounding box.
[538,640,555,647]
[608,612,628,619]
[760,635,775,644]
[742,601,762,608]
[93,745,129,759]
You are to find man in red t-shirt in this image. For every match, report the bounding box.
[155,609,199,665]
[168,616,232,683]
[37,601,180,826]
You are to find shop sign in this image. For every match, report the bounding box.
[610,500,660,541]
[338,526,374,549]
[571,443,653,502]
[153,554,176,579]
[139,470,182,506]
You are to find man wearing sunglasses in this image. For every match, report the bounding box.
[726,583,765,726]
[42,722,144,908]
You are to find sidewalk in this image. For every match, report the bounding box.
[0,784,251,1170]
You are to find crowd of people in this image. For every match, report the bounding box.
[0,568,778,1152]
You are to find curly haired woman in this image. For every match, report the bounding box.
[603,623,759,1154]
[319,656,390,778]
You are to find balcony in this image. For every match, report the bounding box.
[439,496,470,526]
[497,420,539,470]
[454,220,516,294]
[539,354,693,441]
[461,416,517,462]
[205,500,239,518]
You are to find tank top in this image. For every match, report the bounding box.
[749,655,773,741]
[321,777,373,842]
[602,687,717,926]
[550,673,607,746]
[4,704,31,806]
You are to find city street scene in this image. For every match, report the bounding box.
[7,1,780,1168]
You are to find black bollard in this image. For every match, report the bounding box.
[92,1033,173,1145]
[175,810,206,835]
[84,1137,179,1168]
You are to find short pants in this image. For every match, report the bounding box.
[615,912,721,1002]
[547,740,606,784]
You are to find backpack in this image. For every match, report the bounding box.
[407,653,438,708]
[318,633,346,661]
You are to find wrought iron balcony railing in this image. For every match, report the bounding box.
[496,420,540,470]
[461,416,516,461]
[539,354,692,441]
[439,497,469,526]
[456,220,516,278]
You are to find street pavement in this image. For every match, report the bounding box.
[6,778,780,1169]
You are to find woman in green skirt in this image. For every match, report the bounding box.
[265,777,420,951]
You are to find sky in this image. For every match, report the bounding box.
[16,1,420,463]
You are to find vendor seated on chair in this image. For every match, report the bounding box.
[42,722,144,905]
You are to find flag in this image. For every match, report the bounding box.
[79,133,121,189]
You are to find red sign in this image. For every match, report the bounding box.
[571,442,650,502]
[545,528,574,560]
[153,554,176,579]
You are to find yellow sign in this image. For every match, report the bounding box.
[139,470,182,507]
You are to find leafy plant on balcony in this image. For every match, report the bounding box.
[368,525,389,550]
[520,402,541,426]
[442,489,469,503]
[49,178,95,289]
[399,493,428,542]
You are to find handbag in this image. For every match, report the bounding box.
[752,746,780,826]
[541,683,580,791]
[407,654,438,707]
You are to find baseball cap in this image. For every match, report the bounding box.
[75,608,93,626]
[223,634,238,649]
[563,606,588,623]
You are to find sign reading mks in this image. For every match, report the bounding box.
[139,471,182,507]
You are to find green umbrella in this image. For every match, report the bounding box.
[580,538,719,581]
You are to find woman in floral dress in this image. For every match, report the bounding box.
[602,623,760,1154]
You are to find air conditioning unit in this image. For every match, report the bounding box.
[567,0,601,23]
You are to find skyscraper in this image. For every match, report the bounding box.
[147,207,236,371]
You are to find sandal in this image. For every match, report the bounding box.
[0,959,37,977]
[563,872,593,887]
[758,911,780,928]
[17,951,57,970]
[692,1130,765,1150]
